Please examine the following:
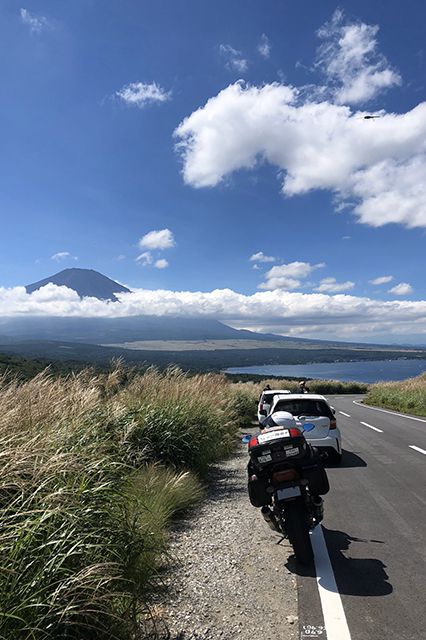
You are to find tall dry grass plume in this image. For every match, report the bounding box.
[0,365,255,639]
[365,372,426,416]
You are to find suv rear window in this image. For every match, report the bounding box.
[261,392,278,404]
[273,399,333,419]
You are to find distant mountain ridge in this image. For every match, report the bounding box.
[0,315,285,343]
[26,268,130,301]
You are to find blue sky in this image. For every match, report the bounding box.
[1,1,425,342]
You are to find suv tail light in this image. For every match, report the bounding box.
[289,427,302,438]
[329,418,337,429]
[272,469,299,483]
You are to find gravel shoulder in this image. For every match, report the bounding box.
[160,442,299,640]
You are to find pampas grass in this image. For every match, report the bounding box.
[0,365,247,639]
[365,372,426,416]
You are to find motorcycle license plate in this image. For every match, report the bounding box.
[277,486,301,500]
[285,447,299,457]
[257,453,272,463]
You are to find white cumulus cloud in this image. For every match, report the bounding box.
[315,277,355,293]
[154,259,169,269]
[370,275,393,285]
[174,80,426,228]
[388,282,413,296]
[20,8,51,34]
[219,44,248,73]
[250,251,276,263]
[316,9,401,105]
[257,34,271,59]
[51,252,78,262]
[138,229,175,250]
[136,251,153,266]
[259,261,325,290]
[116,82,171,108]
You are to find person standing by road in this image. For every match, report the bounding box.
[298,380,310,393]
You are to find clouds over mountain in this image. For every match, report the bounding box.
[1,284,425,341]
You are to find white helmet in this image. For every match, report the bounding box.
[268,411,296,429]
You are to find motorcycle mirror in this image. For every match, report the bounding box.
[303,423,315,432]
[241,435,251,443]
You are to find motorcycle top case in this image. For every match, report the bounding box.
[248,428,308,470]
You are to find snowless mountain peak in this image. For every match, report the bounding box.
[26,268,131,301]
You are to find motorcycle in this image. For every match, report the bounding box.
[243,413,329,565]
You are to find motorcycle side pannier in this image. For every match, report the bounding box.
[301,463,330,495]
[247,475,270,507]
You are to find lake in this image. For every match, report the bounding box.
[225,359,426,384]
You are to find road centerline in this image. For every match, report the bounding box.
[360,421,383,433]
[311,525,352,640]
[339,411,351,417]
[409,445,426,456]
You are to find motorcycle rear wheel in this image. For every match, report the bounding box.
[283,498,314,565]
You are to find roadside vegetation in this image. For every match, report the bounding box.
[365,373,426,416]
[0,364,256,640]
[229,376,369,395]
[0,361,374,639]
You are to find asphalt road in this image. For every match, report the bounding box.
[295,395,426,640]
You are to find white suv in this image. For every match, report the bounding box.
[257,389,291,423]
[266,393,342,463]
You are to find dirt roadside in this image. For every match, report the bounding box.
[159,443,299,640]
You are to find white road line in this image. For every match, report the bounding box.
[360,421,383,433]
[339,411,351,417]
[311,525,352,640]
[353,400,426,424]
[409,445,426,456]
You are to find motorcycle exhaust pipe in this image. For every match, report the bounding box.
[261,506,280,532]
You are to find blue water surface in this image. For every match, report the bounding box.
[225,359,426,384]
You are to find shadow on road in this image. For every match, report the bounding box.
[321,527,392,596]
[286,527,392,596]
[326,448,367,468]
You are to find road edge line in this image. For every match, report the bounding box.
[311,525,352,640]
[353,401,426,424]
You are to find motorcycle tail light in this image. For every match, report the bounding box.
[289,427,302,438]
[248,436,258,448]
[329,419,337,429]
[272,469,299,483]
